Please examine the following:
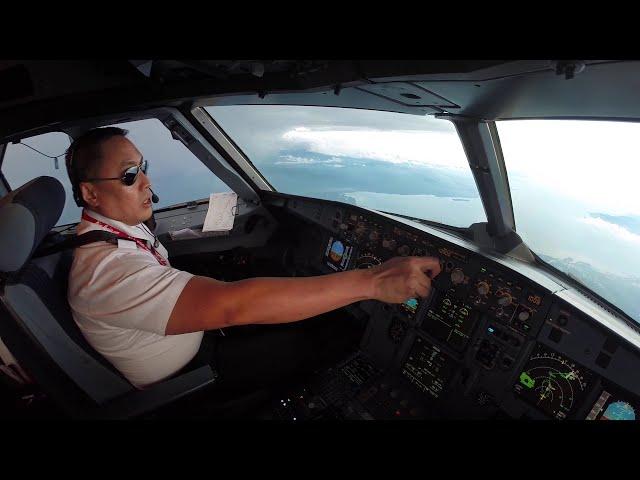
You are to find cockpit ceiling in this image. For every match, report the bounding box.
[2,60,640,134]
[198,60,640,120]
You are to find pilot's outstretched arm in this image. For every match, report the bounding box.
[165,256,441,335]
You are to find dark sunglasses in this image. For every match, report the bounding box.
[84,158,148,186]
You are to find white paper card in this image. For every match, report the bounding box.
[203,192,238,232]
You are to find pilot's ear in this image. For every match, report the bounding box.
[79,182,99,208]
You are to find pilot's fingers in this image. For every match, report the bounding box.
[413,283,431,299]
[414,256,442,278]
[409,275,431,298]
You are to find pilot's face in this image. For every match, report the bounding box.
[80,136,153,226]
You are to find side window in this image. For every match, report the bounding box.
[1,119,231,226]
[108,119,231,209]
[2,132,79,226]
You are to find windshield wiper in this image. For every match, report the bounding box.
[377,210,473,240]
[531,250,638,327]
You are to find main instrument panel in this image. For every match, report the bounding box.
[278,195,640,420]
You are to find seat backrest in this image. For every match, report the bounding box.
[0,177,134,416]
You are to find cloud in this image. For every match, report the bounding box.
[580,216,640,246]
[275,155,345,166]
[281,128,469,170]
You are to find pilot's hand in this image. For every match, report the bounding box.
[367,256,441,304]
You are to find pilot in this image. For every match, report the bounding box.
[66,127,441,394]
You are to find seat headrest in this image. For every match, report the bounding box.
[0,176,65,274]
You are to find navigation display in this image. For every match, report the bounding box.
[514,343,596,419]
[324,236,354,272]
[401,336,457,400]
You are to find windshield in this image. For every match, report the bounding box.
[497,119,640,324]
[206,105,486,228]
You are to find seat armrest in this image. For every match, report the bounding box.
[98,365,217,419]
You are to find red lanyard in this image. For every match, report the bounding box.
[82,212,168,266]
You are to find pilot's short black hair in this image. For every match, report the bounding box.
[64,126,129,207]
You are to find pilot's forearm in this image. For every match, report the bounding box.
[223,269,373,326]
[166,269,373,334]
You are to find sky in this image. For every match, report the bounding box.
[208,105,640,319]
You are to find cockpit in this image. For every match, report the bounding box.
[0,60,639,420]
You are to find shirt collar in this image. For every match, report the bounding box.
[77,208,155,244]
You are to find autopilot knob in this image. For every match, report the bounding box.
[497,294,512,306]
[476,281,490,296]
[451,268,465,285]
[518,310,531,322]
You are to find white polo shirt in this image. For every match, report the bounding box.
[68,209,203,389]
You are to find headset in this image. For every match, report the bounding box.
[65,142,84,207]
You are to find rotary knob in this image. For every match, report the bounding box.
[369,231,379,241]
[476,281,490,296]
[398,245,411,256]
[518,310,531,322]
[497,294,512,306]
[451,268,465,285]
